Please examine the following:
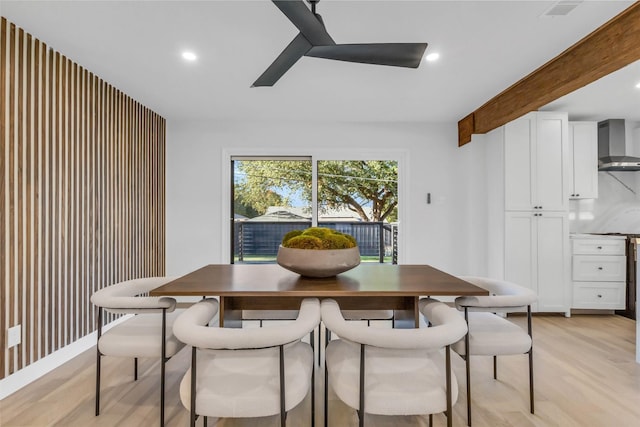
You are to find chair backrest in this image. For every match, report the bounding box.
[454,276,537,313]
[321,298,467,350]
[174,298,321,350]
[90,277,178,314]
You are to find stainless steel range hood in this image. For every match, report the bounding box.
[598,119,640,171]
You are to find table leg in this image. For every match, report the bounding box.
[392,297,419,329]
[219,297,242,328]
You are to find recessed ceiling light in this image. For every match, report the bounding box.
[425,52,440,62]
[182,51,197,61]
[636,82,640,89]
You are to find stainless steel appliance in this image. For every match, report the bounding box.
[598,119,640,171]
[615,235,639,320]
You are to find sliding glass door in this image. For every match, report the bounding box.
[231,157,398,264]
[317,160,397,263]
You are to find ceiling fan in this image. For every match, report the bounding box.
[252,0,429,87]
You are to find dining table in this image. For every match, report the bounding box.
[150,263,488,328]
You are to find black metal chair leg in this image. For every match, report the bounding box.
[464,307,472,427]
[528,305,534,414]
[317,325,322,366]
[134,358,138,381]
[324,329,331,427]
[96,351,101,416]
[160,308,167,427]
[95,307,103,416]
[190,347,197,427]
[359,344,365,427]
[493,355,497,380]
[446,345,452,427]
[429,413,433,427]
[311,329,315,427]
[280,344,286,427]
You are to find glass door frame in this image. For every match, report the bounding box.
[222,148,408,264]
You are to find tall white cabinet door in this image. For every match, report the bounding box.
[534,113,568,211]
[535,212,569,312]
[505,211,569,313]
[569,121,598,199]
[505,212,536,292]
[504,115,534,211]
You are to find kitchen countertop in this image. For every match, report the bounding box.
[570,233,627,240]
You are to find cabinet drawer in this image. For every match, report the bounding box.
[572,282,625,309]
[572,255,626,281]
[572,239,625,255]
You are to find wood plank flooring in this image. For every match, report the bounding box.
[0,314,638,426]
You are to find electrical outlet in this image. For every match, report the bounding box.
[8,324,21,348]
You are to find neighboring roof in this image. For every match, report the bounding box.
[247,207,310,222]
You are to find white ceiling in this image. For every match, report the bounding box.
[2,0,637,124]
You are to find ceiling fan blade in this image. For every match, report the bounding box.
[252,32,313,87]
[272,0,334,45]
[306,43,428,68]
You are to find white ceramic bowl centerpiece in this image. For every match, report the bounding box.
[277,227,361,278]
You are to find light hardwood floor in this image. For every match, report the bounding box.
[1,314,639,426]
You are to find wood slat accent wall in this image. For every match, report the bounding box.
[0,18,166,380]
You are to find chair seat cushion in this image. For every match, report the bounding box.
[179,341,313,418]
[98,310,185,358]
[326,339,458,416]
[452,312,531,356]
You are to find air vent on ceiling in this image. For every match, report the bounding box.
[542,1,583,17]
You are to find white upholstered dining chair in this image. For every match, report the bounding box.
[90,277,203,427]
[174,297,321,427]
[322,298,468,427]
[450,276,537,426]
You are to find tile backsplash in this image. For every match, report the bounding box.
[570,171,640,233]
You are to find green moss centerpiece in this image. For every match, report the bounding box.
[277,227,361,278]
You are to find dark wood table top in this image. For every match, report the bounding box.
[150,263,488,297]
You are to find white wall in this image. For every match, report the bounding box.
[166,120,485,277]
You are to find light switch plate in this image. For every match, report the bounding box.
[8,324,21,348]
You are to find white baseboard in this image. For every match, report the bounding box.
[0,315,130,401]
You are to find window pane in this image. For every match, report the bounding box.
[317,160,398,263]
[233,159,312,263]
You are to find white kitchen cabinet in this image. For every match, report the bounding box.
[572,238,625,256]
[571,235,626,310]
[568,121,598,199]
[505,211,570,313]
[504,112,569,211]
[573,255,626,281]
[572,282,625,309]
[486,111,571,315]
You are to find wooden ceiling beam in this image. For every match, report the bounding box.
[458,2,640,146]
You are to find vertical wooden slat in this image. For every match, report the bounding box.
[80,66,87,336]
[60,50,68,347]
[72,62,79,339]
[1,17,166,379]
[42,41,51,360]
[54,50,61,352]
[33,39,41,359]
[68,58,75,342]
[8,20,16,375]
[46,41,54,356]
[87,71,94,329]
[1,17,8,378]
[24,29,33,366]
